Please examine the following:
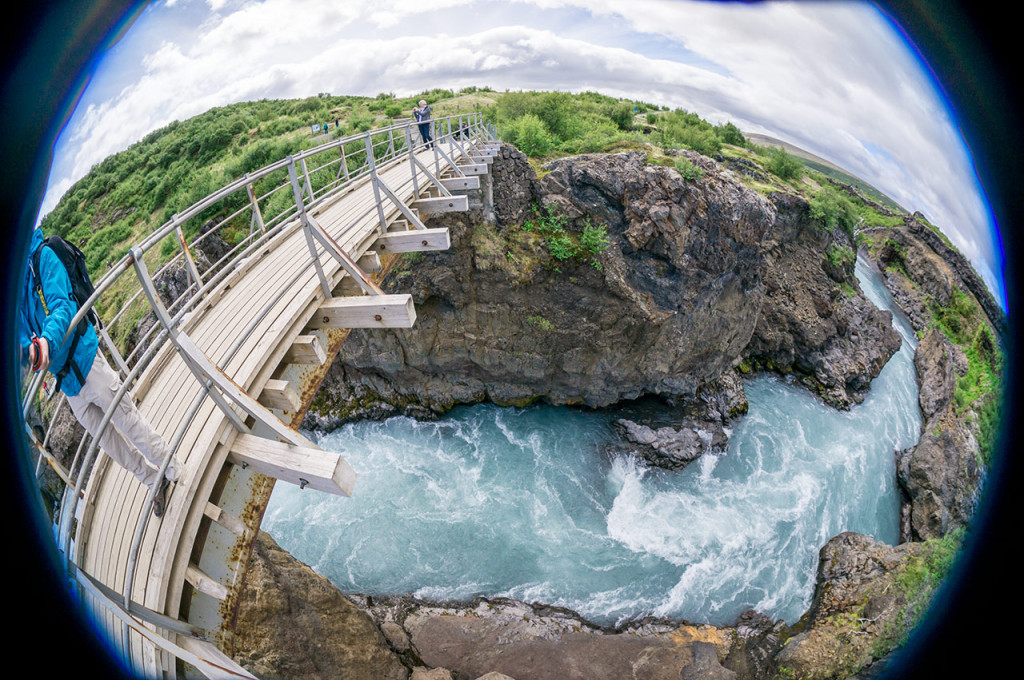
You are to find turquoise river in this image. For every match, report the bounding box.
[264,258,921,626]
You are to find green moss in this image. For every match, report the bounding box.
[526,314,554,331]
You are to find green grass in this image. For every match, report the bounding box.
[521,204,610,271]
[928,287,1004,466]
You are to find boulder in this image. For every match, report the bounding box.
[230,531,408,680]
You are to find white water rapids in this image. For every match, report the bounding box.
[264,257,920,626]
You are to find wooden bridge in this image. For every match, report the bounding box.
[22,113,499,679]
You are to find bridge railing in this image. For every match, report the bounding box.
[20,110,495,678]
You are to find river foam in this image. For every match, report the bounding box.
[264,257,920,626]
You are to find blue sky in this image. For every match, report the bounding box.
[39,0,1006,307]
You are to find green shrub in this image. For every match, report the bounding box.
[826,244,856,268]
[766,147,803,180]
[714,121,746,146]
[608,102,636,131]
[506,113,553,156]
[522,206,608,269]
[809,186,857,236]
[674,157,705,181]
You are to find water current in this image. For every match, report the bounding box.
[264,257,921,626]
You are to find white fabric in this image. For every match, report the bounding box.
[67,352,181,490]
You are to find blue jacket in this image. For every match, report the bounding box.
[19,228,98,396]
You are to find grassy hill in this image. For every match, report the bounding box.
[745,132,906,212]
[40,86,920,332]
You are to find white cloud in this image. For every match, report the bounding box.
[39,0,1004,304]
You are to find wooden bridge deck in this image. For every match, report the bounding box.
[72,136,495,677]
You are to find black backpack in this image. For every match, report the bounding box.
[30,235,101,391]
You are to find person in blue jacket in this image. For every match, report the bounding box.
[20,228,182,516]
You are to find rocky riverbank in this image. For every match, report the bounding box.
[224,144,999,679]
[858,206,1005,542]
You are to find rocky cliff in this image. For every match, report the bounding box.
[304,146,900,468]
[860,211,1004,541]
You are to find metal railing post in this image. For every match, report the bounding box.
[338,143,350,182]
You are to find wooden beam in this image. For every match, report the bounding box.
[440,176,480,191]
[307,293,416,329]
[227,432,356,496]
[457,163,488,175]
[358,250,382,273]
[372,228,451,254]
[412,195,469,215]
[258,378,301,412]
[284,334,326,365]
[387,219,410,233]
[203,501,247,537]
[176,636,259,680]
[186,563,229,601]
[335,276,366,297]
[469,155,494,165]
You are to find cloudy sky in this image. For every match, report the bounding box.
[40,0,1005,306]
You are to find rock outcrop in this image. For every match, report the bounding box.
[305,148,900,462]
[231,530,939,680]
[231,531,409,680]
[743,192,901,409]
[773,532,929,679]
[896,330,981,540]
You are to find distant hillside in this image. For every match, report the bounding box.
[745,132,905,212]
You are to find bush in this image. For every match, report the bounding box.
[715,121,746,146]
[767,147,803,180]
[608,102,636,131]
[675,157,704,181]
[506,113,553,156]
[809,186,858,237]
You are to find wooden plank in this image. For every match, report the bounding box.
[257,378,301,412]
[412,195,468,215]
[306,293,416,329]
[440,176,480,191]
[458,163,488,175]
[283,334,327,365]
[176,636,259,680]
[203,502,247,537]
[227,432,356,497]
[469,155,494,165]
[373,228,451,254]
[185,563,228,601]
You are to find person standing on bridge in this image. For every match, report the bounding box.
[20,228,183,517]
[414,99,433,149]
